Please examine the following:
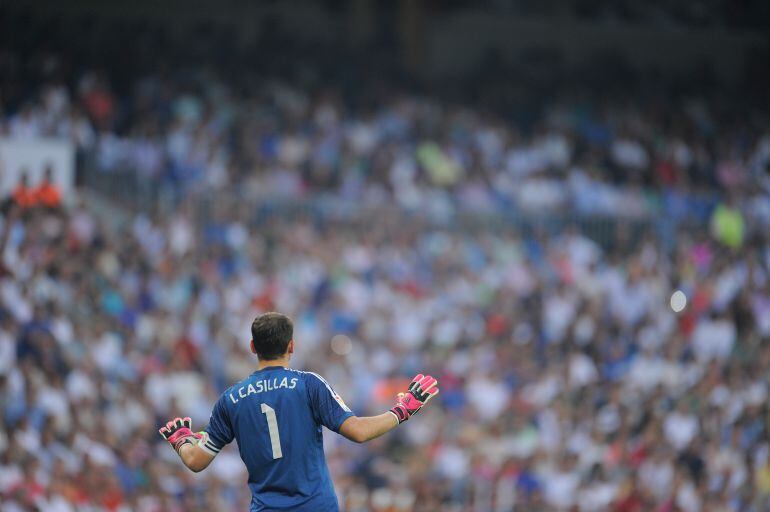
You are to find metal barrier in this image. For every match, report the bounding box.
[79,160,705,249]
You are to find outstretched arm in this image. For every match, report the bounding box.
[338,374,439,444]
[339,413,398,443]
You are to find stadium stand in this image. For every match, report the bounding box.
[1,4,770,511]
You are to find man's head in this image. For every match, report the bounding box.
[250,312,294,360]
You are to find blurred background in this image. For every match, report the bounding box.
[1,1,770,510]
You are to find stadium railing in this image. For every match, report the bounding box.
[79,157,707,249]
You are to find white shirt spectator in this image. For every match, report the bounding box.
[0,327,15,375]
[676,479,701,512]
[611,138,649,169]
[664,410,699,451]
[543,468,579,509]
[466,374,510,422]
[691,316,736,362]
[639,456,674,499]
[433,443,469,481]
[568,352,598,388]
[578,481,618,511]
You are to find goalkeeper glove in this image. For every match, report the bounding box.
[389,374,439,424]
[159,417,204,454]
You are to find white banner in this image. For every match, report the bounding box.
[0,137,75,200]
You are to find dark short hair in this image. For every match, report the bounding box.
[251,312,293,360]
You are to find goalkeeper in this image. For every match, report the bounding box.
[159,312,439,512]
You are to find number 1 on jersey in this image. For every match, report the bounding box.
[260,403,283,459]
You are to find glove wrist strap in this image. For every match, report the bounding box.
[172,437,195,453]
[389,406,409,424]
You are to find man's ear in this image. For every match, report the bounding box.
[288,339,295,355]
[250,340,257,354]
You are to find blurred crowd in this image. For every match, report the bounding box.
[2,10,769,226]
[4,61,770,226]
[3,8,770,512]
[2,189,770,511]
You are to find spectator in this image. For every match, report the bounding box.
[711,195,745,249]
[10,171,36,210]
[34,166,62,209]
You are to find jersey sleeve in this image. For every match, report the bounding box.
[306,372,355,433]
[201,394,234,456]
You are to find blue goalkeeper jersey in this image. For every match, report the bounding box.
[202,366,355,512]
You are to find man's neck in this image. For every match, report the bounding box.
[258,357,290,370]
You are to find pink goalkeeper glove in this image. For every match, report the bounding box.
[159,417,204,454]
[389,374,439,424]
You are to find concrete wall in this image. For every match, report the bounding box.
[13,0,767,83]
[424,10,765,82]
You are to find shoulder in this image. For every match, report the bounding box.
[289,369,337,399]
[296,370,352,412]
[291,369,333,390]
